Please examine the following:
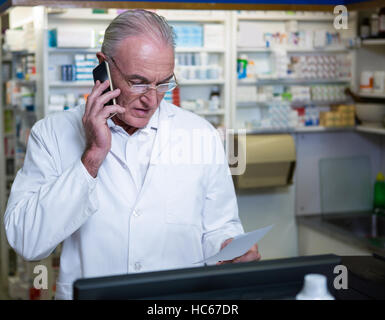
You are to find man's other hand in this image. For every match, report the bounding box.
[216,238,261,265]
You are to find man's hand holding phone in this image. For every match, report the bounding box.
[81,80,125,178]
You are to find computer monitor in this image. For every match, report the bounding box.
[73,254,341,300]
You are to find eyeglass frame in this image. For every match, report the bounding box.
[106,56,178,95]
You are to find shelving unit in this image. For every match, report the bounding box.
[167,12,231,128]
[0,7,60,300]
[178,79,225,85]
[238,78,352,85]
[237,13,335,21]
[358,91,385,98]
[176,47,225,53]
[42,8,232,128]
[246,126,356,134]
[238,47,349,53]
[49,81,94,87]
[232,10,357,132]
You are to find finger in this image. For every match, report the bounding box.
[90,88,121,117]
[85,80,110,117]
[88,80,111,106]
[84,80,100,117]
[220,238,234,250]
[99,104,125,120]
[233,249,260,263]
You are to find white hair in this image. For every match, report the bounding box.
[101,9,176,57]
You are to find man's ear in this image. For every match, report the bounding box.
[96,52,107,64]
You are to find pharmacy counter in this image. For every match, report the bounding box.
[296,212,385,257]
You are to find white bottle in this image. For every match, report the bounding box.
[296,274,335,300]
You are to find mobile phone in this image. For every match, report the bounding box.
[92,61,117,118]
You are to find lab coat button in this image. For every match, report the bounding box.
[133,209,141,217]
[134,262,142,271]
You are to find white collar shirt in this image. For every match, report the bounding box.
[106,107,159,192]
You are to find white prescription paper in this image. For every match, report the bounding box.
[195,225,273,265]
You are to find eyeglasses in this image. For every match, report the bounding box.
[107,56,178,95]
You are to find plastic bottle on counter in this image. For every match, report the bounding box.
[296,274,335,300]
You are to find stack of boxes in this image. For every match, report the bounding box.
[74,54,98,81]
[4,22,35,52]
[22,55,36,80]
[319,105,355,127]
[203,24,225,48]
[172,24,203,47]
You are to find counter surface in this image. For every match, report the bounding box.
[296,212,385,257]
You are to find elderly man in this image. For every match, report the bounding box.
[4,9,260,300]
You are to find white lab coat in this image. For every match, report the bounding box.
[4,100,244,300]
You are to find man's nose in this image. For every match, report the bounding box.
[142,87,158,107]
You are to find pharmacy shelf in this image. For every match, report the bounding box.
[50,12,227,22]
[238,78,351,85]
[356,125,385,135]
[48,12,117,21]
[175,47,225,53]
[290,100,348,106]
[245,126,355,134]
[6,50,35,56]
[49,81,94,87]
[237,14,334,21]
[178,79,225,85]
[49,11,226,22]
[44,9,232,130]
[362,38,385,46]
[237,100,348,108]
[358,91,385,99]
[48,48,100,54]
[162,15,227,22]
[286,47,349,53]
[237,48,271,53]
[195,109,225,116]
[237,102,263,108]
[237,47,348,53]
[14,80,36,86]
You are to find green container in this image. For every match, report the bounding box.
[373,172,385,213]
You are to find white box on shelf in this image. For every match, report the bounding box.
[204,24,225,48]
[57,27,95,48]
[237,22,265,48]
[75,74,94,80]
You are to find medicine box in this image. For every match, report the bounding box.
[57,27,95,48]
[204,24,225,48]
